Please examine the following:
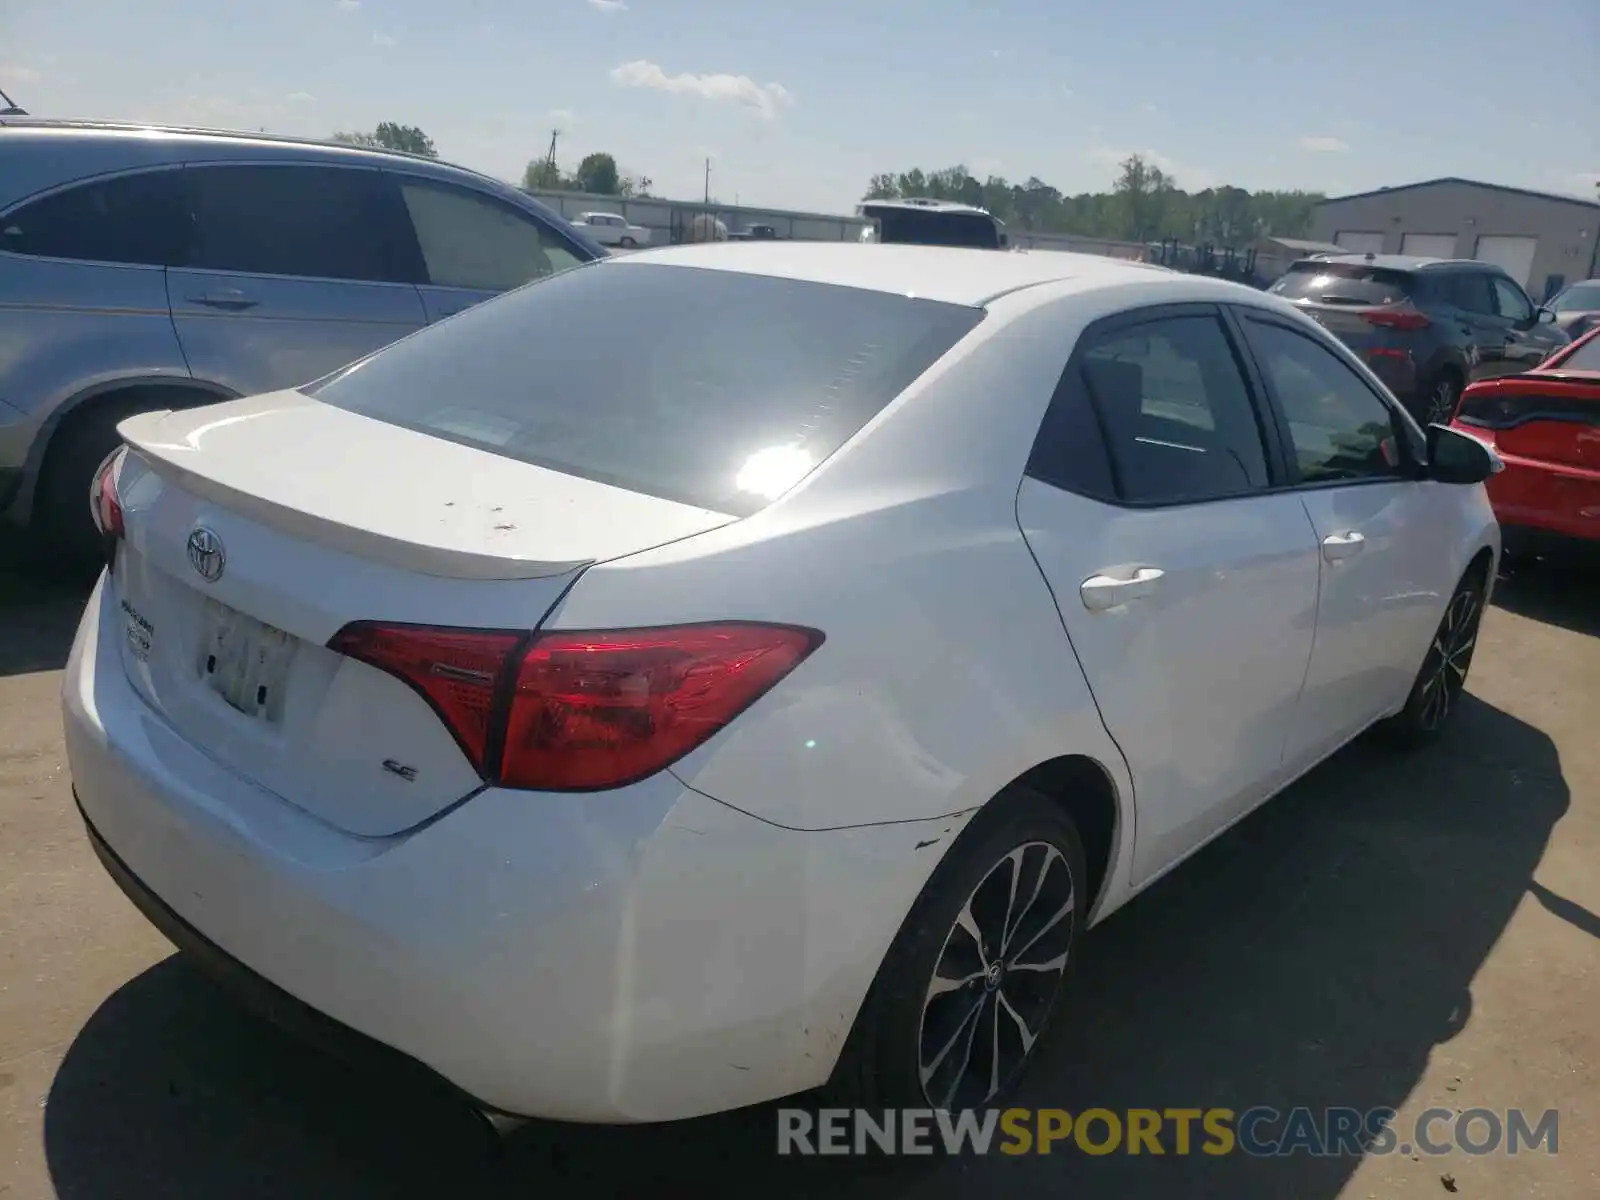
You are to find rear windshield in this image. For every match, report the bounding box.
[1553,282,1600,313]
[866,208,1003,249]
[306,261,983,515]
[1269,262,1414,306]
[1557,335,1600,373]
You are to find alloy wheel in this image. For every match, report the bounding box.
[1424,378,1458,425]
[1418,584,1483,731]
[916,841,1075,1109]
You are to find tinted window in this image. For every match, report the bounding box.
[1558,335,1600,372]
[0,170,186,266]
[1491,276,1534,323]
[1027,371,1117,500]
[1270,263,1414,306]
[307,262,983,514]
[400,180,583,291]
[184,165,400,282]
[1435,271,1497,315]
[1245,319,1403,484]
[1552,282,1600,313]
[868,209,1002,249]
[1077,315,1270,503]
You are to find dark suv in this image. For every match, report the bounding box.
[1268,254,1570,424]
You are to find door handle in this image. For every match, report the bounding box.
[186,289,259,311]
[1080,567,1165,612]
[1321,531,1366,562]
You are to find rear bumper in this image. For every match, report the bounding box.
[1480,445,1600,544]
[63,574,942,1122]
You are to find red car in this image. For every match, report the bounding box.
[1451,324,1600,553]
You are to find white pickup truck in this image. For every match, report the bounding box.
[570,212,652,248]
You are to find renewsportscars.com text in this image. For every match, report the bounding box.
[777,1106,1560,1157]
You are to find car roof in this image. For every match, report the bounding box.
[609,242,1187,307]
[860,198,996,217]
[1302,253,1500,274]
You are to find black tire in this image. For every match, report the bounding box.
[829,788,1087,1113]
[30,398,149,576]
[619,236,636,248]
[1377,564,1488,748]
[1417,370,1461,427]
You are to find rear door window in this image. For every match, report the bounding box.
[183,164,403,282]
[397,179,585,291]
[1436,272,1497,316]
[0,169,188,266]
[307,262,984,514]
[1269,263,1414,306]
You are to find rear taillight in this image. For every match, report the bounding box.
[329,621,822,792]
[1360,308,1432,331]
[88,447,126,539]
[1456,389,1600,430]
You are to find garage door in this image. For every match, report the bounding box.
[1401,233,1458,258]
[1473,235,1539,287]
[1335,231,1386,253]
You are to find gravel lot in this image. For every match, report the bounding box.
[2,550,1596,1199]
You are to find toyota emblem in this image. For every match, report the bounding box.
[186,526,225,582]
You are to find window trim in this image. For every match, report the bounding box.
[1024,302,1296,510]
[386,169,598,291]
[0,164,188,271]
[1228,305,1428,492]
[176,160,419,288]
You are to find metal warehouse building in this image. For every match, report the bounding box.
[1310,178,1600,300]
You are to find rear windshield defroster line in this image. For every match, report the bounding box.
[306,261,985,516]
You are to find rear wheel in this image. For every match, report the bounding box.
[1378,565,1488,747]
[1419,371,1461,426]
[830,788,1086,1112]
[619,236,637,248]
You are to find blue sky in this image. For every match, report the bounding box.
[3,0,1595,213]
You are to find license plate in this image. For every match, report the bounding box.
[195,598,296,723]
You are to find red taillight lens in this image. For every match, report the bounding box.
[501,623,821,790]
[328,624,525,772]
[1360,308,1432,331]
[328,621,822,791]
[88,447,126,539]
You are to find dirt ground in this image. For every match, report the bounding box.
[2,550,1596,1199]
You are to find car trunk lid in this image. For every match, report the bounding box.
[108,393,734,836]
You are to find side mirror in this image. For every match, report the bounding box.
[1537,307,1557,324]
[1426,424,1502,485]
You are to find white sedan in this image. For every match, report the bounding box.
[570,211,651,247]
[65,244,1499,1125]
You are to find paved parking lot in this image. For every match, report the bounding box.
[2,552,1597,1199]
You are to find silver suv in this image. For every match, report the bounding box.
[0,119,606,565]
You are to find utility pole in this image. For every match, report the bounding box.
[546,128,560,174]
[703,157,711,205]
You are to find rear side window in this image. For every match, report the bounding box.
[1433,272,1496,315]
[397,179,583,291]
[1270,263,1414,306]
[1075,314,1271,504]
[0,170,187,266]
[183,165,401,282]
[307,262,984,514]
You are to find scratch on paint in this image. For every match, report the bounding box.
[914,838,940,850]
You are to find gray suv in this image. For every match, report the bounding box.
[0,120,606,565]
[1268,254,1569,426]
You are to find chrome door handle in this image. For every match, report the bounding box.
[1321,531,1366,562]
[186,289,259,311]
[1080,567,1165,612]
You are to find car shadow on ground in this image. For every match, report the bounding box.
[1491,548,1600,638]
[42,691,1569,1200]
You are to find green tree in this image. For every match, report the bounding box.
[522,158,569,190]
[331,122,437,158]
[574,152,622,195]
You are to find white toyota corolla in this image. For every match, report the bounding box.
[64,243,1500,1125]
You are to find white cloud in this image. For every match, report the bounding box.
[0,64,43,83]
[372,31,396,47]
[1298,135,1349,153]
[287,91,315,104]
[1092,145,1216,190]
[609,60,794,119]
[336,0,360,10]
[1141,103,1158,113]
[587,0,629,10]
[550,108,576,127]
